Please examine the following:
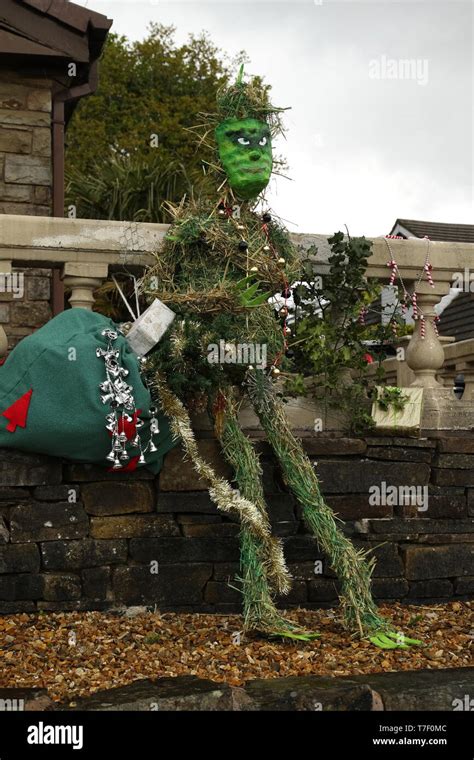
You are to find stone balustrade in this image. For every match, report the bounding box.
[1,215,474,430]
[438,339,474,400]
[0,215,169,355]
[0,214,168,313]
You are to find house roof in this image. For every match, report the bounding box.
[0,1,112,61]
[0,0,112,120]
[390,218,474,243]
[21,0,112,35]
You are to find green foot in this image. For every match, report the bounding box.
[251,616,321,642]
[369,630,423,650]
[269,627,321,642]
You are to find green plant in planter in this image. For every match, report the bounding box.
[286,232,402,435]
[376,386,409,413]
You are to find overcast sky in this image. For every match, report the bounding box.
[77,0,473,237]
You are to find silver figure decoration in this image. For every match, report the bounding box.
[96,328,160,470]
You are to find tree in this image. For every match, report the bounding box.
[65,24,244,221]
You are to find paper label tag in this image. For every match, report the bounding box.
[125,299,175,356]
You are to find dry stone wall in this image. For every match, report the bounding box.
[0,435,472,613]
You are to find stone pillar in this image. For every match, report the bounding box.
[439,369,456,391]
[405,284,446,388]
[62,262,108,310]
[0,71,52,215]
[455,362,474,401]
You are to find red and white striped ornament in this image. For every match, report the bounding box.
[387,259,398,285]
[420,316,426,339]
[424,262,435,288]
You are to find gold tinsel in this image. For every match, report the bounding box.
[153,372,291,595]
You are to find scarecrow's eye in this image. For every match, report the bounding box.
[259,137,267,146]
[237,137,250,145]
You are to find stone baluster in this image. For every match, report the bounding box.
[438,367,456,392]
[62,262,109,310]
[455,361,474,401]
[405,283,446,388]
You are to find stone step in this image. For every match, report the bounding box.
[56,668,474,711]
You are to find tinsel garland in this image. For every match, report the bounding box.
[246,368,388,637]
[152,373,290,595]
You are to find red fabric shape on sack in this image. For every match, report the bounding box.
[2,388,33,432]
[107,410,141,441]
[106,410,143,472]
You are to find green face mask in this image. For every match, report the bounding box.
[215,117,273,200]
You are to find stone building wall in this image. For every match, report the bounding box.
[0,435,472,614]
[0,70,52,216]
[0,267,52,351]
[0,71,54,348]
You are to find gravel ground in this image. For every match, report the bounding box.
[0,601,471,704]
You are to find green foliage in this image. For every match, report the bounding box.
[145,304,284,408]
[236,276,272,308]
[67,151,191,223]
[376,386,409,413]
[288,231,399,435]
[65,24,239,219]
[143,200,300,300]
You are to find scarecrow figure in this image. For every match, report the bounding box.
[140,67,421,648]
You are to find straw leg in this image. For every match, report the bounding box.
[216,395,316,637]
[247,370,387,637]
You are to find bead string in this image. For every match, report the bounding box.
[262,212,290,374]
[383,235,434,340]
[218,202,289,375]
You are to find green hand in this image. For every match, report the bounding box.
[235,276,272,308]
[370,630,423,649]
[270,630,321,642]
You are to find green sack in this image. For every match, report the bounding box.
[0,309,176,475]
